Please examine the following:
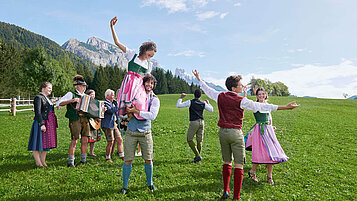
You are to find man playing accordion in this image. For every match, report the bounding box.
[56,75,91,167]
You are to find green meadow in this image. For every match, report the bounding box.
[0,94,356,200]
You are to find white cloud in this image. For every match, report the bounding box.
[288,48,310,53]
[141,0,208,13]
[234,2,241,7]
[141,0,188,13]
[204,60,357,99]
[220,12,229,19]
[186,24,207,34]
[168,50,206,57]
[196,11,220,20]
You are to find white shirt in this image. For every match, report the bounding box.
[56,90,85,107]
[138,95,160,121]
[176,99,214,112]
[199,80,278,113]
[125,48,153,73]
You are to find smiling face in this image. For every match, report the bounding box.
[142,50,155,60]
[256,90,267,103]
[76,85,87,94]
[88,91,95,99]
[144,79,154,93]
[106,92,115,102]
[231,81,244,94]
[42,84,52,96]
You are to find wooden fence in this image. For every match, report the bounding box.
[0,98,34,116]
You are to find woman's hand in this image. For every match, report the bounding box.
[110,16,118,27]
[41,125,46,132]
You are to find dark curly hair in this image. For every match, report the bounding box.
[139,42,157,57]
[225,75,242,91]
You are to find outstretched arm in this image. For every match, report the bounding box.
[110,16,127,53]
[192,69,220,102]
[277,101,299,110]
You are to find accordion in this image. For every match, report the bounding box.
[76,95,105,119]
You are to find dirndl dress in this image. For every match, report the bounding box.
[117,54,149,120]
[245,111,289,164]
[28,105,57,151]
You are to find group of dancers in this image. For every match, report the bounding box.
[27,16,299,200]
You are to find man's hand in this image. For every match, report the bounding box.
[204,99,209,104]
[192,70,201,81]
[180,93,186,99]
[127,105,140,115]
[73,98,80,103]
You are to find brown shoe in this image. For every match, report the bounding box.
[267,176,274,185]
[248,171,259,182]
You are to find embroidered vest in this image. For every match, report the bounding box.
[65,91,81,121]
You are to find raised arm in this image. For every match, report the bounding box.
[204,99,214,112]
[192,69,220,102]
[110,16,127,53]
[177,93,191,108]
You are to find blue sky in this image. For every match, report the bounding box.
[1,0,357,98]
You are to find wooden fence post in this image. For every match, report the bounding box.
[11,98,16,116]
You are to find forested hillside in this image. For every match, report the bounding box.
[0,21,96,70]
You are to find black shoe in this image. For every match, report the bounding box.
[148,185,157,191]
[232,198,241,200]
[120,187,129,195]
[221,191,230,199]
[79,160,88,165]
[67,163,75,167]
[191,156,202,163]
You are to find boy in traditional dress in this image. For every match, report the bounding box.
[192,70,299,200]
[176,89,213,163]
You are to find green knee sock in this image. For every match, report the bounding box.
[197,141,202,154]
[188,141,200,157]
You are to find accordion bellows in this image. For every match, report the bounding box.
[76,95,105,119]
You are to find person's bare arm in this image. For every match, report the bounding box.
[110,16,127,52]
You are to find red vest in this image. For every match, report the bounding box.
[217,92,244,129]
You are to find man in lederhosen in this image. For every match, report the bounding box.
[120,74,160,194]
[56,75,90,167]
[176,89,213,163]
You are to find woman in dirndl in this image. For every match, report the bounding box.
[245,87,289,184]
[28,82,57,167]
[110,16,157,128]
[86,89,102,157]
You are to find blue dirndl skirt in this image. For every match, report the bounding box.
[28,120,50,151]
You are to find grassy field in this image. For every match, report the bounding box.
[0,94,356,200]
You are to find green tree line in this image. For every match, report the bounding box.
[248,77,290,96]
